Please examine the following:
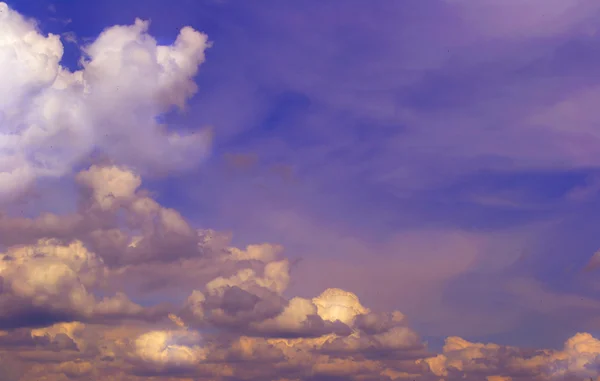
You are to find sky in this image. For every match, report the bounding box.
[1,0,600,380]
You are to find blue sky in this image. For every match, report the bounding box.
[3,0,600,380]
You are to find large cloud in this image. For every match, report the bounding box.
[0,1,212,201]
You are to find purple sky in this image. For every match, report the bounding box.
[2,0,600,380]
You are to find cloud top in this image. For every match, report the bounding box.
[0,3,212,201]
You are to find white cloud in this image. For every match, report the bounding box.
[134,329,207,369]
[0,3,212,202]
[76,165,141,210]
[312,288,370,325]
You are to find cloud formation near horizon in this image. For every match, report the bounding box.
[2,164,600,380]
[1,162,600,380]
[2,2,600,381]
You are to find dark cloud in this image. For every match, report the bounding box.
[203,286,285,327]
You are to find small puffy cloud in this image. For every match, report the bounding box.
[312,288,370,325]
[355,311,408,334]
[227,243,284,263]
[178,256,296,331]
[322,327,423,357]
[206,259,291,296]
[133,329,208,372]
[252,297,352,338]
[0,2,212,202]
[258,297,317,332]
[76,165,141,211]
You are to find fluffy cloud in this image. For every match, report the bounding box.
[419,333,600,380]
[0,2,212,202]
[312,288,370,325]
[0,239,149,328]
[0,164,209,266]
[133,329,208,372]
[180,255,292,330]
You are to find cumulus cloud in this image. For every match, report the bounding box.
[133,329,208,373]
[0,239,150,328]
[179,254,293,331]
[0,2,212,202]
[312,288,370,325]
[0,164,213,267]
